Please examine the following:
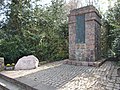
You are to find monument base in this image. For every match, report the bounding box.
[63,59,106,67]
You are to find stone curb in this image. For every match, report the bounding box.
[0,74,37,90]
[0,84,9,90]
[63,59,106,67]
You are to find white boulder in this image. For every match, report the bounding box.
[15,55,39,70]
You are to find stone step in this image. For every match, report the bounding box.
[0,74,37,90]
[64,59,106,67]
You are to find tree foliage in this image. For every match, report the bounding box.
[103,0,120,57]
[0,0,68,64]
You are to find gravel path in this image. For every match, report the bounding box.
[0,60,120,90]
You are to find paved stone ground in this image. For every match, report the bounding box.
[0,60,120,90]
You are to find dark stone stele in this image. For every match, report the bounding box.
[76,14,85,43]
[68,5,102,62]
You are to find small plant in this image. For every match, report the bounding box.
[11,63,15,66]
[5,63,14,70]
[6,64,11,67]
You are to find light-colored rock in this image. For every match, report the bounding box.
[15,55,39,70]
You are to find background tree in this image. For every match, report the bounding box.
[0,0,68,64]
[103,0,120,57]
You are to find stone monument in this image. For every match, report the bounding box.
[0,57,4,71]
[67,5,103,66]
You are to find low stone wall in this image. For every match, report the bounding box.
[64,59,106,67]
[0,85,8,90]
[0,57,4,71]
[0,74,37,90]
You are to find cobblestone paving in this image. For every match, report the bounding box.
[1,61,120,90]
